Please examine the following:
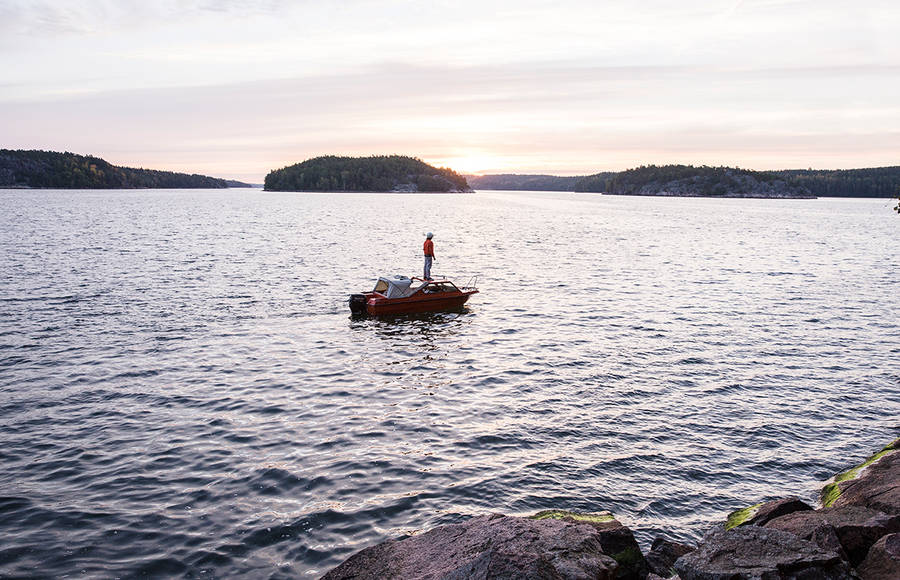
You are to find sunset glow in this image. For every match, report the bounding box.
[435,154,509,176]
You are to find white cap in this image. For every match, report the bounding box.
[426,232,433,238]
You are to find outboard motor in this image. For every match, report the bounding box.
[348,294,368,314]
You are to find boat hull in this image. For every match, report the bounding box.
[365,290,476,315]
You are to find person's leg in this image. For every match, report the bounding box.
[424,256,432,280]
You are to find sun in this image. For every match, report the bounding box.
[436,154,504,175]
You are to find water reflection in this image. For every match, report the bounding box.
[350,308,474,336]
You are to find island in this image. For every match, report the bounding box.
[575,165,814,198]
[0,149,251,189]
[263,155,472,192]
[468,165,900,198]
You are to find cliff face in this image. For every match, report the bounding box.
[264,155,472,193]
[0,149,231,189]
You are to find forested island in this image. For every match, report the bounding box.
[469,165,900,198]
[575,165,813,198]
[774,167,900,197]
[264,155,472,192]
[0,150,250,189]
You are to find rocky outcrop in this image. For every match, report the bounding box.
[675,438,900,579]
[856,533,900,580]
[321,513,618,580]
[530,511,647,580]
[322,438,900,579]
[763,506,900,566]
[673,526,853,579]
[823,440,900,514]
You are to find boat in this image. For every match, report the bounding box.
[349,275,478,316]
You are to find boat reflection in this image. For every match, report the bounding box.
[350,306,473,329]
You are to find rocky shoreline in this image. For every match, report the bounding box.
[323,438,899,579]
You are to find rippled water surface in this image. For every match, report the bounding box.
[1,188,898,577]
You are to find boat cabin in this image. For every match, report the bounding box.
[372,275,460,298]
[373,275,414,298]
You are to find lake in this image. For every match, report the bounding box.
[1,188,897,577]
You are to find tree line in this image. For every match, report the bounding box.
[772,167,900,198]
[466,174,581,191]
[0,150,232,189]
[468,165,900,197]
[573,165,808,197]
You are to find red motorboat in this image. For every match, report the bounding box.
[349,275,478,316]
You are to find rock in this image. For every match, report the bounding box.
[823,440,900,515]
[725,497,814,530]
[856,533,900,580]
[807,524,849,562]
[322,513,619,580]
[673,526,853,580]
[531,510,647,580]
[645,537,694,577]
[647,574,681,580]
[763,505,900,566]
[529,510,647,580]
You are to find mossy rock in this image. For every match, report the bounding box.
[723,497,813,530]
[610,546,644,567]
[530,510,647,580]
[530,509,616,524]
[725,502,764,530]
[821,438,899,508]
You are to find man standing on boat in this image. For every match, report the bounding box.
[423,232,435,280]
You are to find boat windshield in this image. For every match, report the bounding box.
[373,276,415,298]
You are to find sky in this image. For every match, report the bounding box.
[1,0,899,182]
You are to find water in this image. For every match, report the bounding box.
[1,188,897,577]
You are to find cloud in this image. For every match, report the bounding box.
[0,0,297,37]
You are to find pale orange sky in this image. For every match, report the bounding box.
[2,1,899,182]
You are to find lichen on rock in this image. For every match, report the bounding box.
[724,502,764,530]
[530,509,616,524]
[821,438,900,509]
[725,497,813,530]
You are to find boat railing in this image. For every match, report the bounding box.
[461,276,478,291]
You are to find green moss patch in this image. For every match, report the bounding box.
[610,546,643,567]
[820,440,898,507]
[725,502,763,530]
[530,510,616,524]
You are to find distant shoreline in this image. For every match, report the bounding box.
[600,191,817,199]
[264,189,473,194]
[469,165,900,198]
